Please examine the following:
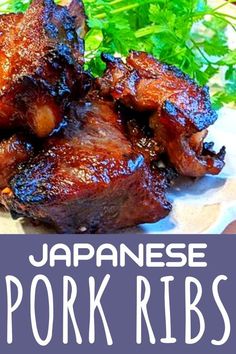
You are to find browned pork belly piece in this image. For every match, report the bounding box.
[0,0,89,138]
[1,93,171,233]
[98,51,226,177]
[0,134,33,189]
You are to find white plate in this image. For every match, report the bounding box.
[0,0,235,234]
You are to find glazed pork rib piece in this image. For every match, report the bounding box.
[98,51,225,177]
[0,0,90,190]
[2,94,171,233]
[0,0,88,138]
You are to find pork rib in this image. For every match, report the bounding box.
[2,93,171,233]
[98,51,225,177]
[0,0,88,138]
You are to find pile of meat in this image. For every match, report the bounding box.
[0,0,225,233]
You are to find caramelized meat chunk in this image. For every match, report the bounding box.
[2,94,171,233]
[0,0,88,137]
[0,134,33,189]
[98,51,225,177]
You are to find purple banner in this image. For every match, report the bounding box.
[0,235,235,353]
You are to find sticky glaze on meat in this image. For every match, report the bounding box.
[98,51,225,177]
[2,94,171,233]
[0,0,89,138]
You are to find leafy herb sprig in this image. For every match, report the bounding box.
[0,0,236,108]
